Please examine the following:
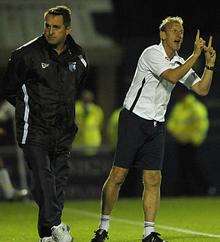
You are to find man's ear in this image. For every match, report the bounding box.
[160,30,166,41]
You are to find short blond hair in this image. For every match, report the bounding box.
[159,16,183,31]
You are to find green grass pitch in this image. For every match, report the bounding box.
[0,197,220,241]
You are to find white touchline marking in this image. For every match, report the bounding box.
[65,208,220,238]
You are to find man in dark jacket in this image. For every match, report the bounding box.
[0,5,88,242]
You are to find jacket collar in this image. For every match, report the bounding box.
[39,34,83,57]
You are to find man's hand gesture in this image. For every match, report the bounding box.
[194,29,206,57]
[204,36,216,67]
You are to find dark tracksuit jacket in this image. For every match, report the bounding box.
[0,34,88,237]
[0,34,88,151]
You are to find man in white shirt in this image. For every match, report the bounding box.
[91,16,216,242]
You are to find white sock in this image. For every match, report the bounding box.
[0,168,15,199]
[144,221,155,237]
[99,215,110,231]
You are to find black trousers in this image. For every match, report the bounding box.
[23,145,70,237]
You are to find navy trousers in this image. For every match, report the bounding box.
[23,145,70,237]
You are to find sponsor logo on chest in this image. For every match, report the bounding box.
[68,62,77,72]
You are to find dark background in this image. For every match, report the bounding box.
[0,0,219,198]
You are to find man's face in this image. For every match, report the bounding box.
[44,14,71,46]
[162,22,184,52]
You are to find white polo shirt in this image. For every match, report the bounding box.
[123,42,200,122]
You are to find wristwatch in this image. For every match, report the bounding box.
[205,65,214,71]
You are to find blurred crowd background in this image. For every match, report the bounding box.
[0,0,219,200]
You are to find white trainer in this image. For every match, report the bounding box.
[39,236,55,242]
[51,223,73,242]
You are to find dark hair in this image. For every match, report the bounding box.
[44,5,71,28]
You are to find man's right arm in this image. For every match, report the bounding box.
[0,51,25,106]
[161,53,200,84]
[161,30,206,84]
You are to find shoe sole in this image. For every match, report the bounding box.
[52,236,73,242]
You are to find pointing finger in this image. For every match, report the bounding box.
[208,36,212,48]
[196,29,200,41]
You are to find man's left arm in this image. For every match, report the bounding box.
[192,36,216,96]
[77,54,89,86]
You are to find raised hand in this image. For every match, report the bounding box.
[204,36,216,67]
[194,29,206,57]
